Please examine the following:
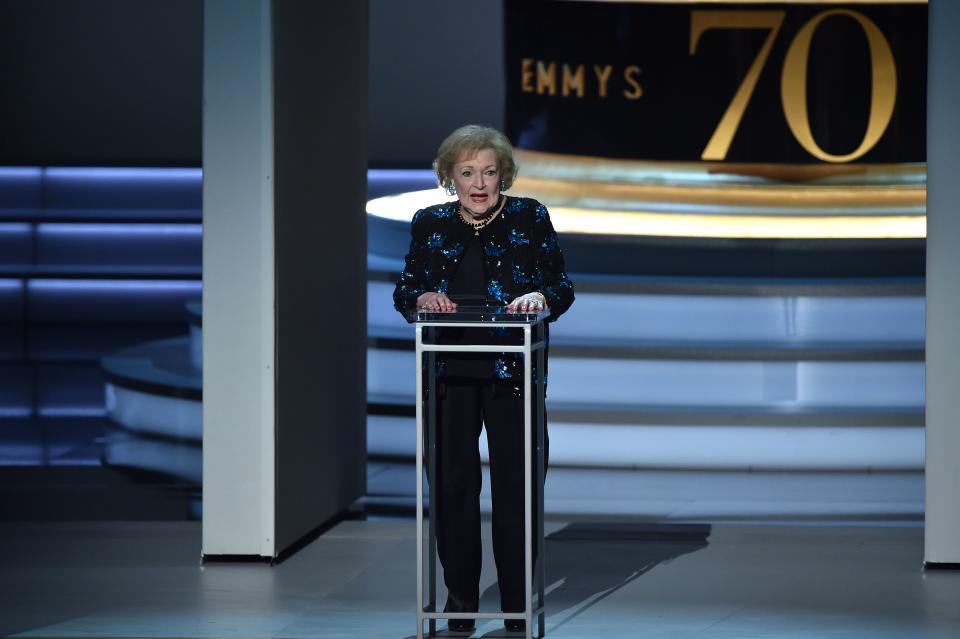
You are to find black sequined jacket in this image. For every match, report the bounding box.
[393,196,575,382]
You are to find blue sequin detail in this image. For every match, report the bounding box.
[512,264,530,285]
[541,232,557,252]
[432,205,454,218]
[494,358,513,380]
[441,243,463,258]
[484,240,505,257]
[487,279,510,302]
[508,228,530,246]
[394,196,573,326]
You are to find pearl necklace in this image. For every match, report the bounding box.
[459,195,504,235]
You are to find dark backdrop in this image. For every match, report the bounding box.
[0,0,505,167]
[0,0,202,166]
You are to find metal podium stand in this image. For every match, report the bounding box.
[413,305,549,639]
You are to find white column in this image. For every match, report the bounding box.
[202,0,276,557]
[925,0,960,566]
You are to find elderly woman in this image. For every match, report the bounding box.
[394,124,574,633]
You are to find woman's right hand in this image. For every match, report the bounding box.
[417,291,457,313]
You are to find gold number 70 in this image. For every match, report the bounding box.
[690,9,897,163]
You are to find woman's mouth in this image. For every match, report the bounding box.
[470,193,489,203]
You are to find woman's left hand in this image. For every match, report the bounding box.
[507,292,547,313]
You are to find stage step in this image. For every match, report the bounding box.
[366,414,922,471]
[368,347,923,409]
[365,463,924,520]
[366,260,926,471]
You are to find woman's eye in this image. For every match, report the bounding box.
[461,171,471,177]
[486,170,497,176]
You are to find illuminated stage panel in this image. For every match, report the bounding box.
[367,416,922,472]
[102,337,201,442]
[512,150,927,187]
[367,185,925,240]
[367,151,926,243]
[366,280,925,347]
[368,346,922,410]
[367,129,927,239]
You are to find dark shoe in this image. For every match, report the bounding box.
[447,618,475,633]
[504,619,525,633]
[445,593,476,633]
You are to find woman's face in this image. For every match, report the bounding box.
[451,147,500,214]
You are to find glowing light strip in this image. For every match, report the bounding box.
[514,150,927,186]
[29,279,202,291]
[548,207,925,239]
[38,407,108,417]
[368,169,436,181]
[0,408,31,418]
[366,189,926,239]
[44,167,202,181]
[515,176,925,209]
[37,223,202,235]
[0,223,31,232]
[0,167,42,178]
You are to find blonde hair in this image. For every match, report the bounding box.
[433,124,518,192]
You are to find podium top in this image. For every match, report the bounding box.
[411,305,551,324]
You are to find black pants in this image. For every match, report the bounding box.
[433,379,548,613]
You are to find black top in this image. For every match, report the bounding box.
[445,229,494,379]
[449,231,485,298]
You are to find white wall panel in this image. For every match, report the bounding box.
[202,0,275,557]
[926,0,960,565]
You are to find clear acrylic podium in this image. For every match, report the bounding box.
[412,305,549,639]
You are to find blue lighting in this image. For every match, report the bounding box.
[0,408,32,418]
[44,167,202,181]
[368,169,436,181]
[28,279,202,292]
[0,167,42,178]
[37,407,107,418]
[0,223,32,232]
[0,279,24,290]
[37,223,202,236]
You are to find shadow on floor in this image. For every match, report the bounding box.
[478,522,711,631]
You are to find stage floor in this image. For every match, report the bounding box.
[2,518,959,639]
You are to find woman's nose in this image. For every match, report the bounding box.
[473,173,486,189]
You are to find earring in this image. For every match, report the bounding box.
[499,179,506,192]
[445,182,457,196]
